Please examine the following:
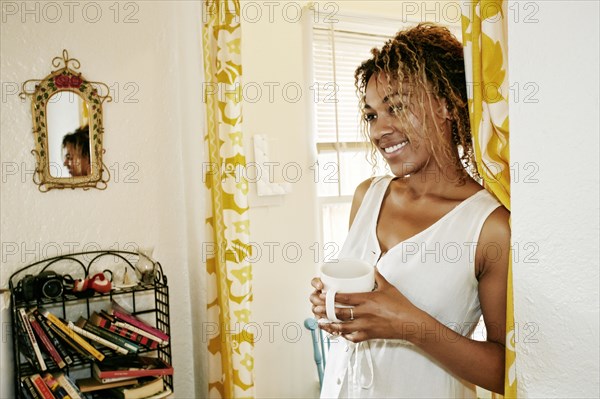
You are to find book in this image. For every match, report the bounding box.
[144,387,173,399]
[16,316,44,371]
[39,307,105,362]
[94,374,139,384]
[18,308,47,371]
[29,313,66,369]
[91,312,158,350]
[100,310,163,348]
[20,384,35,399]
[46,322,96,362]
[32,309,74,366]
[109,300,169,344]
[93,356,174,380]
[29,373,56,399]
[76,377,138,393]
[71,317,129,355]
[80,315,139,353]
[113,320,165,348]
[42,373,71,399]
[108,377,164,399]
[55,374,83,399]
[21,376,43,399]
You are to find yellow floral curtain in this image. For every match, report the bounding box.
[203,1,254,398]
[461,0,516,397]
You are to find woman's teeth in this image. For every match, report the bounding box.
[384,141,408,154]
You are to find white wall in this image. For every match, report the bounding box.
[0,2,207,397]
[509,1,600,397]
[240,2,320,396]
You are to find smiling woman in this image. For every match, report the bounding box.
[309,23,511,398]
[355,24,475,183]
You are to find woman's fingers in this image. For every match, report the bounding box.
[309,291,324,306]
[334,291,370,306]
[310,277,326,317]
[321,319,368,341]
[334,306,357,321]
[333,272,391,305]
[311,277,323,290]
[343,331,368,343]
[310,292,327,319]
[314,271,408,342]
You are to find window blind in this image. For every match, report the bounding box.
[313,27,395,143]
[312,16,403,196]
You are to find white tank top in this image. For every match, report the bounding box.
[321,175,502,398]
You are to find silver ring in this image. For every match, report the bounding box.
[349,308,354,321]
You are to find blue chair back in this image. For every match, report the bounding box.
[304,318,330,389]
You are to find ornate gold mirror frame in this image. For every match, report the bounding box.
[20,50,111,191]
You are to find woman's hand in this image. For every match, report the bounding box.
[312,270,426,343]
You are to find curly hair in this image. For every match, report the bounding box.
[355,23,477,181]
[62,125,90,159]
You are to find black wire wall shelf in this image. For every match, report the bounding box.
[8,250,173,399]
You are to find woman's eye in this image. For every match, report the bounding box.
[363,113,376,122]
[389,104,403,114]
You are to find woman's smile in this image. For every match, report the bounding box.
[380,139,409,157]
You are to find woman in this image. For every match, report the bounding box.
[310,23,510,398]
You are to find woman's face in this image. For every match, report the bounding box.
[363,73,451,178]
[63,143,90,177]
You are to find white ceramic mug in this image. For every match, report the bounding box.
[319,258,375,323]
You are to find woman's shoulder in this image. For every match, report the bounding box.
[349,178,373,227]
[455,179,506,207]
[481,204,511,236]
[348,175,391,227]
[352,175,391,205]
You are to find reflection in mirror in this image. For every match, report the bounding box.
[47,91,91,178]
[19,50,111,191]
[61,125,91,178]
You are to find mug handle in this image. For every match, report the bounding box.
[325,289,342,323]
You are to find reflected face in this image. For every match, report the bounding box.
[63,143,90,177]
[363,73,449,177]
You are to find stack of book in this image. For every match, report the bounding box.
[20,372,84,399]
[16,299,173,398]
[77,356,173,398]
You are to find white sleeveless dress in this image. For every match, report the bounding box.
[320,175,502,398]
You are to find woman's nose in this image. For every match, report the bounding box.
[370,113,394,140]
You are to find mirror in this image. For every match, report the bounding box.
[47,91,91,178]
[20,50,111,191]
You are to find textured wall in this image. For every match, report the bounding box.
[0,2,207,398]
[509,1,600,397]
